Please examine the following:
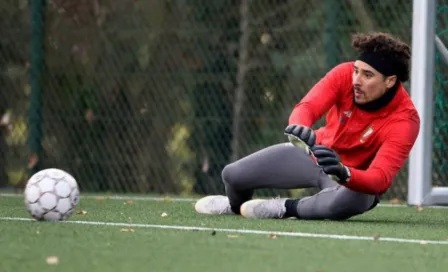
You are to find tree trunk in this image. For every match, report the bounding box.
[347,0,375,31]
[231,0,251,161]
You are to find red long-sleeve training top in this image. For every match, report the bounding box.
[289,62,420,195]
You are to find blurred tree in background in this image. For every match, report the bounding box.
[1,0,446,201]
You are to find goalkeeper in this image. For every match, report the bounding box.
[194,32,420,220]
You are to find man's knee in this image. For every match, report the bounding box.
[221,161,254,190]
[221,163,237,186]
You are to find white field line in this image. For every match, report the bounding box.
[1,216,447,246]
[2,193,448,209]
[0,193,196,202]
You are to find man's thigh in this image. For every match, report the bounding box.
[222,143,334,191]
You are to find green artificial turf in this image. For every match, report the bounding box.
[0,195,447,272]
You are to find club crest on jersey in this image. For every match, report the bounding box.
[339,110,352,124]
[360,125,374,143]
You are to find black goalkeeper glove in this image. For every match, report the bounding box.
[310,145,351,184]
[284,124,316,150]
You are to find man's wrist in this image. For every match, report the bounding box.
[343,165,351,183]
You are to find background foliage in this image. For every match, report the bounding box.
[0,0,446,200]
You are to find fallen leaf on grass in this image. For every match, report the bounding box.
[124,200,134,205]
[227,234,239,238]
[120,228,135,232]
[372,233,381,240]
[267,234,277,239]
[46,256,59,265]
[76,210,87,215]
[389,198,401,204]
[416,206,424,211]
[95,196,105,201]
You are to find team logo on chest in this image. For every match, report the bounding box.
[360,125,374,143]
[339,110,352,124]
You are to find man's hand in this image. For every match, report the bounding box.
[284,124,316,150]
[310,145,351,184]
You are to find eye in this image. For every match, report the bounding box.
[365,73,372,79]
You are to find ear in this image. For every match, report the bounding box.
[385,75,397,88]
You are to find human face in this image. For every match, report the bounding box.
[352,60,397,104]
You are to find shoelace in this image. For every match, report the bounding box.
[257,199,285,218]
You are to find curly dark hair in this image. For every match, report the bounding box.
[351,32,411,82]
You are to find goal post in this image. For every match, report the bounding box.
[408,0,448,206]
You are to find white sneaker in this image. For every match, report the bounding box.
[194,195,235,215]
[240,198,287,219]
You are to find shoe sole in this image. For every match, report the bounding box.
[194,195,234,215]
[194,195,222,214]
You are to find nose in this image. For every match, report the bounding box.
[353,72,361,86]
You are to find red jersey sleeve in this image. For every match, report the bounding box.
[345,116,420,195]
[288,62,352,127]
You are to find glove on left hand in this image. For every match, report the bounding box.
[284,124,316,152]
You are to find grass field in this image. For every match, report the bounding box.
[1,194,448,272]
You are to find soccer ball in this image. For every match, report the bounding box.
[24,168,80,221]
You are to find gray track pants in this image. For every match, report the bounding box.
[222,143,379,220]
